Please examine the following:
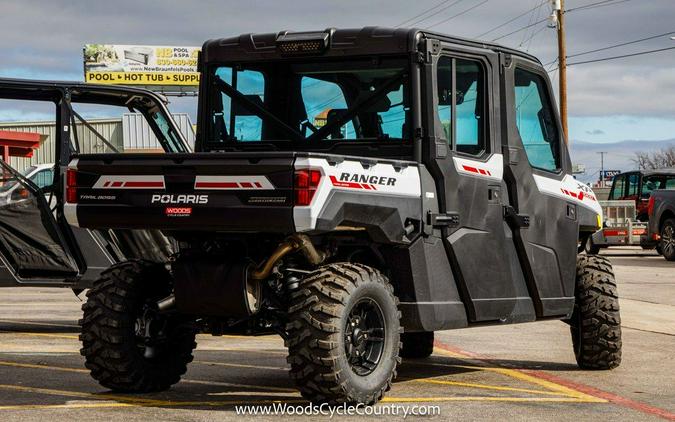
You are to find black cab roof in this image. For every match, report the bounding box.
[201,26,541,65]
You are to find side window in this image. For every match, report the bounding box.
[214,67,265,141]
[514,68,560,172]
[626,173,640,197]
[666,177,675,189]
[435,56,486,156]
[610,176,625,200]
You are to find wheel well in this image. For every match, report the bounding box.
[660,210,675,231]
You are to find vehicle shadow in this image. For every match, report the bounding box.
[0,320,80,333]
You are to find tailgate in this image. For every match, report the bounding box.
[65,153,295,232]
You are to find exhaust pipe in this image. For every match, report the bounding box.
[250,234,326,280]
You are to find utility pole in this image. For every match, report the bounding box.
[554,0,568,143]
[597,151,607,186]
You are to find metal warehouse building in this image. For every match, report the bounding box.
[0,113,195,171]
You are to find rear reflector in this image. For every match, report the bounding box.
[294,169,321,206]
[66,187,78,203]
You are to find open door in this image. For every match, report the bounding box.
[0,78,190,287]
[0,160,78,281]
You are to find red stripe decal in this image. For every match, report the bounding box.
[195,182,239,189]
[112,181,123,187]
[254,182,262,188]
[362,184,372,190]
[371,184,377,190]
[103,181,110,187]
[240,182,253,188]
[462,165,479,174]
[123,181,164,188]
[329,175,363,189]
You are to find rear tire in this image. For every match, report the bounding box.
[570,255,621,370]
[400,331,434,359]
[286,263,401,404]
[660,218,675,261]
[80,260,196,392]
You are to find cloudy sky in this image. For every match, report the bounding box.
[0,0,673,149]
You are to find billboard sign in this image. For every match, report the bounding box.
[84,44,200,88]
[601,170,621,181]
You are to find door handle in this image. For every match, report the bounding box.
[503,205,530,228]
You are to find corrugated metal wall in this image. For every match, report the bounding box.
[121,113,195,150]
[0,113,194,172]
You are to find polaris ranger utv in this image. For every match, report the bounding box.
[63,28,621,404]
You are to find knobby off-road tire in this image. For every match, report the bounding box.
[80,260,197,392]
[286,263,401,404]
[570,255,622,370]
[400,331,434,359]
[660,218,675,261]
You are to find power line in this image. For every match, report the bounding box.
[567,30,675,59]
[406,0,467,28]
[426,0,491,29]
[566,0,632,13]
[476,0,547,38]
[567,45,675,66]
[394,0,455,28]
[491,17,548,42]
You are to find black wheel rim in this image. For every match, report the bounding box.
[344,298,386,376]
[134,304,169,360]
[663,225,674,256]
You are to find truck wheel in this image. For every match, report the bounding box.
[660,218,675,261]
[570,255,621,370]
[584,236,600,255]
[400,331,434,359]
[80,260,196,392]
[286,263,401,404]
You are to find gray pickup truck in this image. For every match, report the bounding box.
[648,189,675,261]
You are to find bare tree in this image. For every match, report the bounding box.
[633,146,675,170]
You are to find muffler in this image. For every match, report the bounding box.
[169,234,324,317]
[172,257,261,317]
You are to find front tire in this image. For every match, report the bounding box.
[80,260,196,392]
[286,263,401,404]
[584,236,600,255]
[660,218,675,261]
[400,331,434,359]
[570,255,621,370]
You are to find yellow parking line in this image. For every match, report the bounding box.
[432,347,606,402]
[0,383,305,409]
[0,384,177,406]
[211,347,287,355]
[0,330,78,340]
[402,377,567,396]
[0,403,136,411]
[450,364,606,402]
[0,319,79,328]
[0,360,294,394]
[0,360,88,373]
[383,396,601,403]
[193,360,287,371]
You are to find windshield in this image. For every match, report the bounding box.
[642,174,675,197]
[205,58,411,151]
[0,165,38,193]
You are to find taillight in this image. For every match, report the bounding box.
[294,169,321,206]
[66,168,78,203]
[647,195,655,217]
